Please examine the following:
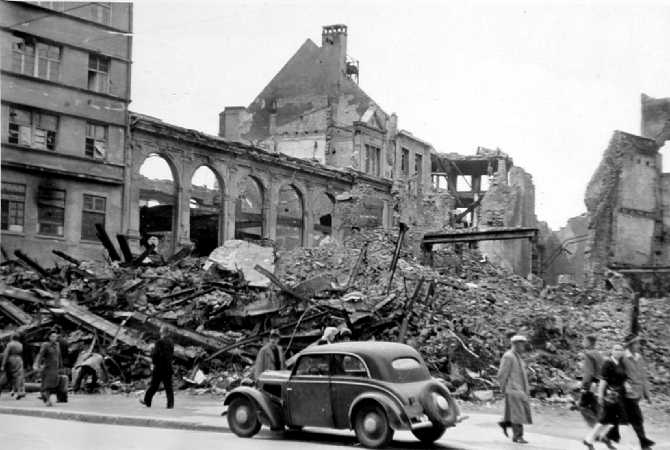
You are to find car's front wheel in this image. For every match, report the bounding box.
[354,404,394,448]
[412,423,446,444]
[227,397,261,438]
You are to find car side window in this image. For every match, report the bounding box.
[332,354,368,378]
[294,355,330,376]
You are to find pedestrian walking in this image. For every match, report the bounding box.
[1,332,26,399]
[578,334,618,448]
[497,334,532,444]
[34,328,63,407]
[254,329,284,379]
[622,335,655,450]
[141,326,174,408]
[582,343,628,450]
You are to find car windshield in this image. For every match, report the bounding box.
[388,357,430,383]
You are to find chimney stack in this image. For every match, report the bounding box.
[322,24,348,75]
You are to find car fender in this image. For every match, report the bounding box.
[224,386,284,429]
[348,392,407,430]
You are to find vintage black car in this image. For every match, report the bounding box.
[224,341,463,448]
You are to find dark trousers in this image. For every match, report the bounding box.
[143,368,174,408]
[500,421,524,439]
[580,390,620,442]
[73,366,98,391]
[624,398,652,447]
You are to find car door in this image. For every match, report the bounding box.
[287,354,333,427]
[330,353,371,428]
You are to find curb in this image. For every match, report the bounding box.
[0,406,230,434]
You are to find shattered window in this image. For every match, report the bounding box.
[37,188,65,236]
[415,153,423,186]
[81,194,106,241]
[8,106,58,150]
[85,122,107,159]
[88,54,110,93]
[12,34,60,81]
[1,182,26,233]
[401,148,410,176]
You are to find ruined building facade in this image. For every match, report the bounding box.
[583,94,670,287]
[0,1,132,261]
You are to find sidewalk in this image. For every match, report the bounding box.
[0,391,230,433]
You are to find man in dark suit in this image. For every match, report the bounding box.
[141,327,174,408]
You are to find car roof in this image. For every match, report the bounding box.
[301,341,421,360]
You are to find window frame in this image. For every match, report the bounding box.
[292,354,331,377]
[1,182,27,233]
[88,54,110,93]
[37,188,66,237]
[85,122,108,159]
[401,147,410,176]
[81,194,106,241]
[12,33,61,81]
[365,144,381,177]
[331,352,371,378]
[7,105,59,151]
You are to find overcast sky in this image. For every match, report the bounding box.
[131,0,670,229]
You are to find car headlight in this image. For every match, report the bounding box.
[433,393,448,411]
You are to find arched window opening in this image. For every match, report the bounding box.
[313,192,334,246]
[235,176,264,241]
[190,166,222,256]
[139,154,176,256]
[277,185,303,249]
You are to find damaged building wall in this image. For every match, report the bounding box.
[641,93,670,144]
[584,130,662,284]
[541,214,589,285]
[478,166,537,276]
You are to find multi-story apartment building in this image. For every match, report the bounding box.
[0,1,132,262]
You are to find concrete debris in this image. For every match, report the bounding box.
[204,240,275,288]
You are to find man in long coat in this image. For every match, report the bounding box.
[34,328,63,406]
[1,332,26,399]
[622,335,655,450]
[141,326,175,408]
[254,329,284,379]
[497,334,532,444]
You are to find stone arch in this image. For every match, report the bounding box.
[189,164,225,255]
[312,191,335,246]
[137,153,180,256]
[235,174,265,241]
[276,183,305,249]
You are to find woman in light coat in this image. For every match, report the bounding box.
[497,334,532,444]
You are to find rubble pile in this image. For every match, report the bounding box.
[1,229,668,401]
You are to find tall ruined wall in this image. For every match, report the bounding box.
[478,166,536,276]
[641,93,670,144]
[584,131,661,284]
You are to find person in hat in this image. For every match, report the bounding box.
[622,335,655,450]
[497,334,532,444]
[337,327,352,342]
[254,329,284,379]
[317,327,339,345]
[1,332,26,399]
[582,343,628,450]
[141,326,174,408]
[34,328,63,406]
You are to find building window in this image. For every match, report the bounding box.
[81,194,106,241]
[8,106,58,151]
[88,54,110,93]
[90,3,112,25]
[85,123,108,159]
[401,148,410,176]
[37,188,65,236]
[12,34,61,81]
[365,144,381,177]
[415,153,423,186]
[1,183,26,233]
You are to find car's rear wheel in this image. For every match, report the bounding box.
[412,423,446,444]
[227,397,261,438]
[354,403,394,449]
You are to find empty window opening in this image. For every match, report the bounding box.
[38,187,65,236]
[660,142,670,172]
[235,176,264,241]
[431,174,448,191]
[276,185,303,250]
[365,144,381,177]
[313,192,335,246]
[401,147,410,176]
[81,194,106,241]
[456,175,472,192]
[139,154,176,256]
[190,166,222,256]
[1,182,26,233]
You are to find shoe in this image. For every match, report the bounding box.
[642,438,655,448]
[139,399,150,408]
[582,440,595,450]
[498,421,509,438]
[15,394,25,400]
[166,405,174,409]
[512,437,528,444]
[600,437,616,450]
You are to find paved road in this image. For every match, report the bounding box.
[3,412,670,450]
